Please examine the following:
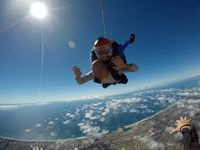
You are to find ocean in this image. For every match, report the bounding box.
[0,75,200,141]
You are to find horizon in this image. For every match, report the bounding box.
[0,73,199,105]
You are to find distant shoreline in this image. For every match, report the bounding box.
[0,103,177,142]
[0,94,193,142]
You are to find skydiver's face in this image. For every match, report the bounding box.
[98,53,110,60]
[94,45,112,60]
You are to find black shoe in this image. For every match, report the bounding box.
[118,74,128,84]
[102,83,111,88]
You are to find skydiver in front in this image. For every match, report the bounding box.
[71,56,139,88]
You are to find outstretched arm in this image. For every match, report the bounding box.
[71,66,95,84]
[71,66,82,80]
[170,116,200,150]
[118,34,136,57]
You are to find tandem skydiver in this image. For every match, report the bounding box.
[71,34,138,88]
[89,34,137,88]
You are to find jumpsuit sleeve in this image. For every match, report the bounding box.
[181,123,200,150]
[181,128,192,150]
[118,64,139,75]
[118,40,132,57]
[76,71,95,85]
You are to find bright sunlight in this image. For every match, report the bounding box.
[31,2,47,19]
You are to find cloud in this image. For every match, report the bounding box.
[66,113,71,116]
[0,105,20,110]
[25,129,33,132]
[48,121,55,125]
[165,126,174,133]
[85,110,93,118]
[63,120,70,124]
[101,108,109,116]
[90,115,101,120]
[177,92,190,96]
[99,117,105,122]
[55,118,59,120]
[130,109,139,113]
[93,102,102,106]
[50,132,57,136]
[69,114,75,118]
[138,137,165,150]
[174,132,183,140]
[140,104,148,109]
[81,139,95,145]
[99,107,104,110]
[187,99,200,104]
[78,122,101,136]
[36,123,42,127]
[156,95,166,101]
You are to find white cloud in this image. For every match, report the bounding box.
[63,120,70,124]
[138,137,165,150]
[85,110,93,118]
[50,132,57,136]
[69,114,75,118]
[187,99,200,104]
[99,107,104,110]
[177,92,190,96]
[165,126,174,133]
[101,108,109,116]
[77,123,85,126]
[93,102,102,106]
[90,115,101,120]
[157,96,165,101]
[36,123,42,127]
[25,129,33,132]
[140,105,148,109]
[130,109,139,113]
[78,122,101,136]
[174,132,183,140]
[99,117,105,122]
[48,121,54,125]
[0,105,19,110]
[55,118,59,120]
[66,113,71,116]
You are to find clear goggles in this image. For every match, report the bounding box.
[93,44,112,58]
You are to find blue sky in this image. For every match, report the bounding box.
[0,0,200,103]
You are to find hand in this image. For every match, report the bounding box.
[130,34,136,43]
[170,116,191,134]
[111,56,126,69]
[71,66,82,77]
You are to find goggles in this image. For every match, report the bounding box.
[93,44,112,58]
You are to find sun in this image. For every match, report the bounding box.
[31,2,47,19]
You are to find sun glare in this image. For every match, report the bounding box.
[31,2,47,19]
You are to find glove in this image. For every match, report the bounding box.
[130,34,136,43]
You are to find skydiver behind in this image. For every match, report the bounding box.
[170,116,200,150]
[71,56,139,88]
[90,34,136,88]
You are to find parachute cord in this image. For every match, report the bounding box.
[100,0,107,38]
